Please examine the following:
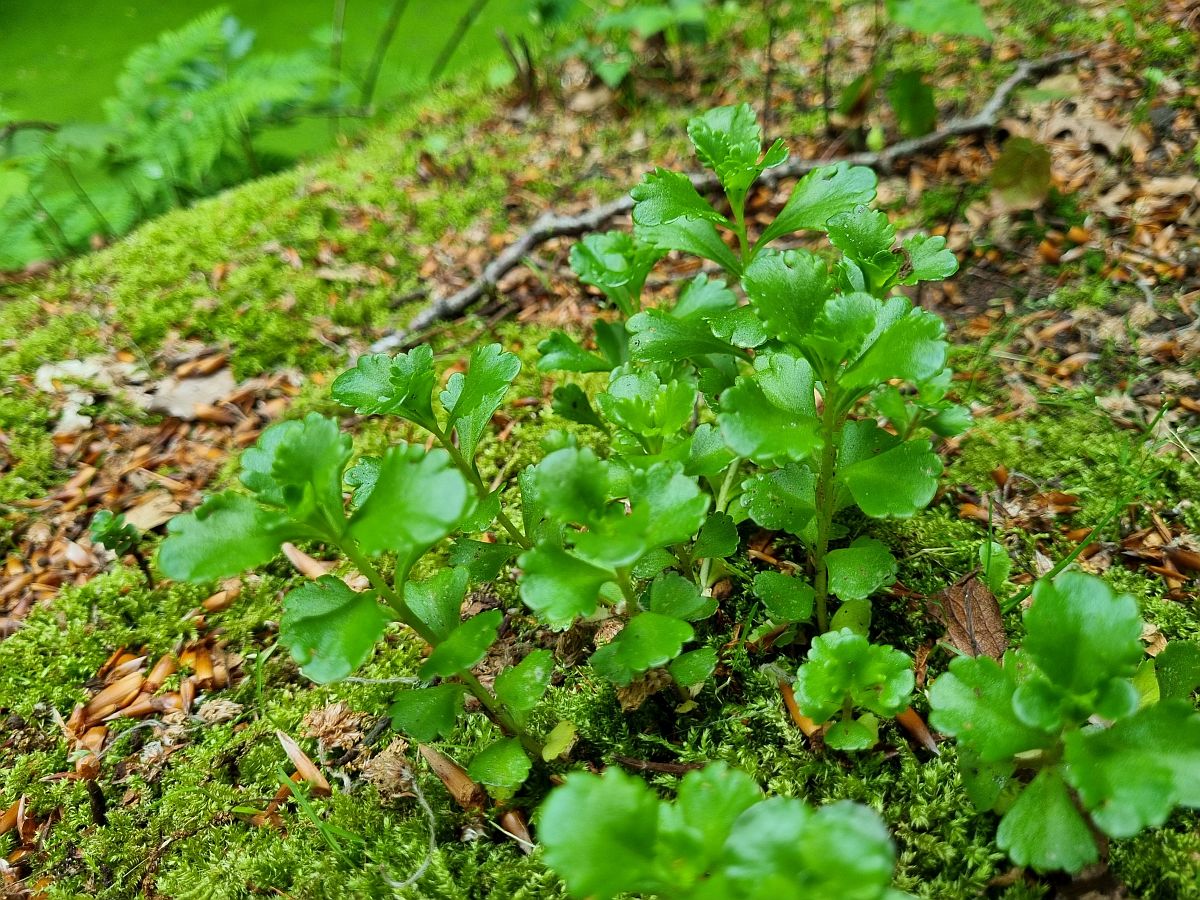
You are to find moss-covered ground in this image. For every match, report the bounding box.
[2,1,1198,897]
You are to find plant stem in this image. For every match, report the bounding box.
[329,0,348,131]
[614,568,639,609]
[731,195,751,266]
[340,541,438,645]
[430,427,532,549]
[428,0,491,84]
[457,670,542,757]
[359,0,411,109]
[699,458,743,590]
[812,392,844,632]
[54,155,113,236]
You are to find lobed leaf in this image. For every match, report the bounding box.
[718,354,821,465]
[742,249,832,347]
[827,537,897,601]
[239,413,352,531]
[348,445,475,575]
[403,566,470,642]
[752,570,815,623]
[628,308,747,364]
[468,738,532,794]
[631,168,727,228]
[996,769,1097,873]
[740,463,818,536]
[537,768,661,899]
[330,345,438,429]
[518,544,611,629]
[1024,572,1143,696]
[494,649,555,713]
[390,684,465,741]
[591,613,695,685]
[279,575,391,684]
[928,652,1052,764]
[647,572,716,621]
[669,647,719,687]
[795,629,914,723]
[420,609,502,679]
[439,342,521,459]
[756,162,877,248]
[1063,702,1200,838]
[158,491,301,582]
[900,233,958,284]
[636,216,743,275]
[537,332,612,373]
[837,432,942,519]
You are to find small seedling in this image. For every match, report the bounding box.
[90,509,153,586]
[929,571,1200,873]
[538,761,912,899]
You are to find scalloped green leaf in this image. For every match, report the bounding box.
[647,572,716,621]
[631,168,728,228]
[752,570,815,623]
[827,537,897,601]
[330,345,438,428]
[900,233,958,284]
[420,609,502,679]
[538,768,661,899]
[348,445,474,574]
[795,629,914,722]
[390,684,466,741]
[1063,702,1200,838]
[996,769,1097,874]
[518,544,611,629]
[837,438,941,518]
[756,162,877,247]
[468,737,532,795]
[742,248,832,346]
[280,575,390,683]
[740,463,817,536]
[718,354,821,465]
[669,647,719,687]
[239,413,352,530]
[158,491,301,583]
[438,342,521,460]
[591,612,694,685]
[694,512,739,559]
[928,652,1053,763]
[494,649,555,713]
[636,216,743,275]
[537,331,612,373]
[1024,572,1143,695]
[628,308,747,363]
[403,566,469,642]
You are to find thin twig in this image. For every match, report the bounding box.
[369,51,1083,352]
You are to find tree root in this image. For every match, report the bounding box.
[370,50,1083,353]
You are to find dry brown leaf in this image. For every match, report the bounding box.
[275,730,332,797]
[930,575,1007,659]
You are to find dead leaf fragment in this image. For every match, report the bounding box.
[930,576,1007,659]
[418,744,486,811]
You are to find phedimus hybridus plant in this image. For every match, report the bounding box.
[161,103,963,774]
[930,572,1200,873]
[152,103,1200,887]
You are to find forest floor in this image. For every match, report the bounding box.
[1,1,1199,898]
